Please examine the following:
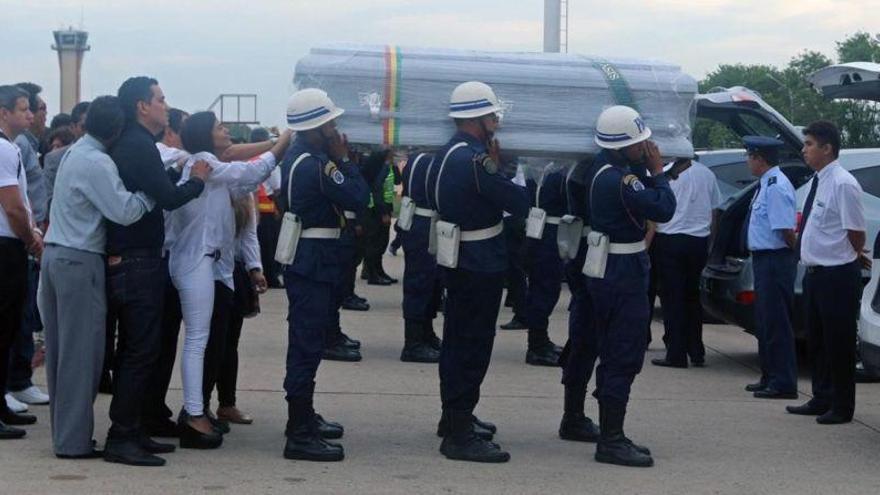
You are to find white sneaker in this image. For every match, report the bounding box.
[5,393,29,413]
[11,385,50,405]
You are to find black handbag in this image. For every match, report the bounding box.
[232,261,260,318]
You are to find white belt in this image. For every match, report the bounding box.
[608,240,646,255]
[546,216,562,225]
[343,211,356,220]
[415,207,437,218]
[460,221,504,242]
[582,225,593,237]
[301,227,341,240]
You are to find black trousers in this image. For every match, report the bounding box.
[142,263,182,424]
[203,282,235,410]
[439,268,504,412]
[654,233,709,363]
[218,310,244,408]
[257,212,280,284]
[362,206,390,278]
[503,216,528,319]
[106,256,166,439]
[0,238,27,415]
[803,261,862,417]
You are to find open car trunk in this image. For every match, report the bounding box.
[696,87,811,268]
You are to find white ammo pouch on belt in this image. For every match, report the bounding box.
[437,221,504,269]
[582,164,613,278]
[397,153,430,232]
[275,153,312,265]
[526,167,551,240]
[432,142,468,267]
[557,214,584,261]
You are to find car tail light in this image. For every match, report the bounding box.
[736,291,756,305]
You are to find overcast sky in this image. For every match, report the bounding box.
[1,0,875,127]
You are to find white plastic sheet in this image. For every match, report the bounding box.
[294,44,698,158]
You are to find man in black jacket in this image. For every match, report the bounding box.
[103,76,210,466]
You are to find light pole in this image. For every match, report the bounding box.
[765,74,795,122]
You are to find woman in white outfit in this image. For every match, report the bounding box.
[170,111,291,448]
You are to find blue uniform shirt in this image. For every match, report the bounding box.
[747,165,795,251]
[428,131,529,273]
[278,136,369,282]
[589,150,676,243]
[401,152,434,209]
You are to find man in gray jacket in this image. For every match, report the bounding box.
[39,96,154,459]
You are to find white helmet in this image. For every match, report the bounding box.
[286,88,345,131]
[448,81,503,119]
[594,105,652,150]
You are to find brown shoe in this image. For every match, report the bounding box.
[216,406,253,425]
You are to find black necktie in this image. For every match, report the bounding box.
[796,175,819,257]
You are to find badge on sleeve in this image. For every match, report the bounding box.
[623,174,645,192]
[474,153,497,175]
[768,176,777,186]
[325,162,345,185]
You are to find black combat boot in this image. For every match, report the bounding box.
[436,410,495,440]
[559,386,600,442]
[594,403,653,467]
[283,402,344,462]
[439,410,509,463]
[401,319,440,363]
[315,413,344,440]
[422,320,442,351]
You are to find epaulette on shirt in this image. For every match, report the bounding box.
[622,174,645,192]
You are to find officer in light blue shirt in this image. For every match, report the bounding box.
[743,135,799,400]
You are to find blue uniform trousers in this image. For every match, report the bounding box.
[328,230,356,346]
[439,268,504,413]
[587,253,651,407]
[402,217,441,322]
[752,249,798,393]
[524,225,564,347]
[283,241,340,404]
[560,254,598,390]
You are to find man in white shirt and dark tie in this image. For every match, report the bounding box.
[787,121,867,425]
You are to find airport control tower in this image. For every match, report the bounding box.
[52,28,90,113]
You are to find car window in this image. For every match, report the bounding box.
[849,166,880,198]
[709,162,754,189]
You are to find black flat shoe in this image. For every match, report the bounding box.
[745,381,767,392]
[0,411,37,425]
[526,344,562,367]
[341,297,370,311]
[753,388,798,399]
[440,435,510,463]
[103,439,166,466]
[178,413,223,450]
[651,358,688,369]
[206,414,230,435]
[284,434,344,462]
[559,413,600,442]
[0,421,26,439]
[140,435,176,454]
[367,277,393,286]
[339,332,361,350]
[786,401,830,416]
[816,411,852,425]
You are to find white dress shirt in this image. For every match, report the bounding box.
[800,161,866,267]
[157,143,191,253]
[168,151,276,289]
[656,160,723,237]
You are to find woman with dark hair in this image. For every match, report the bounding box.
[169,111,291,449]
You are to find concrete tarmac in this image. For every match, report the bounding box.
[2,254,879,494]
